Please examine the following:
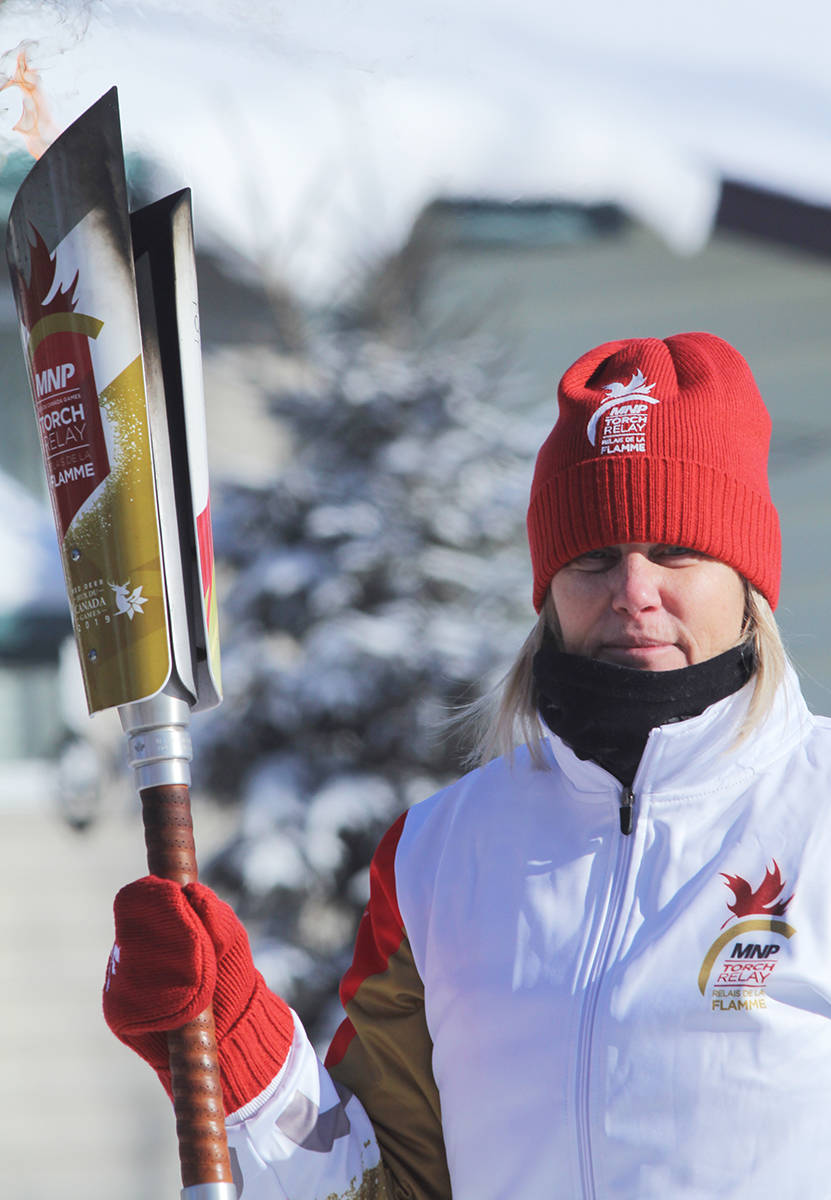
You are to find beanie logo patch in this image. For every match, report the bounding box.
[586,369,659,455]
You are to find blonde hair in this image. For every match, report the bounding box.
[464,581,787,770]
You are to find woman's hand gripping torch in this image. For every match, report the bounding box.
[117,690,235,1199]
[6,90,235,1199]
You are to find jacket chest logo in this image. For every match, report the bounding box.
[697,861,796,1012]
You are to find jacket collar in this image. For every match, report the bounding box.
[544,663,812,802]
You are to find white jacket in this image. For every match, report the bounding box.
[227,666,831,1198]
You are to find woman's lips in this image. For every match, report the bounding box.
[597,641,682,667]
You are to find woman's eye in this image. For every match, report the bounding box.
[655,545,699,560]
[571,549,617,569]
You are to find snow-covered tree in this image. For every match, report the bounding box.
[195,326,545,1045]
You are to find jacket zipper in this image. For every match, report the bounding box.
[619,786,635,835]
[575,787,637,1198]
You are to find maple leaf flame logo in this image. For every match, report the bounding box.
[12,223,79,334]
[601,368,656,401]
[720,860,793,929]
[586,368,659,446]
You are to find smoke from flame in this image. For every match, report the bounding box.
[1,42,60,159]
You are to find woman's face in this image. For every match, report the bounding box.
[548,543,747,671]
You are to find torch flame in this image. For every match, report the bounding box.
[1,42,60,160]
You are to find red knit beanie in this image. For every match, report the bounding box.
[527,332,781,611]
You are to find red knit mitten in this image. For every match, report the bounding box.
[104,875,294,1114]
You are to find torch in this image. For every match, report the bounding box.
[5,89,237,1199]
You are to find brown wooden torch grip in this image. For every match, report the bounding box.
[140,783,235,1189]
[167,1009,233,1188]
[141,782,200,884]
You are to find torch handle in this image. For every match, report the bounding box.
[140,783,236,1196]
[141,781,200,883]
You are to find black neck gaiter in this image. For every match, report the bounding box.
[533,640,756,787]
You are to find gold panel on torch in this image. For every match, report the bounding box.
[61,354,170,712]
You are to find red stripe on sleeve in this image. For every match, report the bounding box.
[324,811,408,1068]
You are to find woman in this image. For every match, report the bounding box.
[105,332,830,1199]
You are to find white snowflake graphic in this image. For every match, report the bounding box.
[109,580,148,620]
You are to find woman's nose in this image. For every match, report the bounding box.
[610,552,662,615]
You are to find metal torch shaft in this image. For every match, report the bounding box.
[120,691,237,1200]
